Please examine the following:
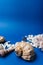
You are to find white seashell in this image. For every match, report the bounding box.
[26,34,43,51]
[4,41,12,49]
[0,40,15,57]
[0,44,4,50]
[14,41,35,61]
[39,41,43,48]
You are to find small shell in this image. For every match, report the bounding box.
[0,44,15,57]
[0,41,15,57]
[0,44,4,50]
[0,36,5,43]
[0,50,5,56]
[14,41,35,61]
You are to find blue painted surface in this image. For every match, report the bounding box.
[0,0,43,65]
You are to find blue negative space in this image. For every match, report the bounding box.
[0,18,43,65]
[0,0,43,65]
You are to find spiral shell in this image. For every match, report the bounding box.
[14,41,35,61]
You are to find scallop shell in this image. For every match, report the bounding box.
[14,41,35,61]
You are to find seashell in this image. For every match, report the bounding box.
[0,49,10,56]
[14,41,35,61]
[0,36,5,43]
[6,44,15,52]
[0,44,15,57]
[0,44,4,50]
[4,41,12,49]
[0,41,15,57]
[26,34,43,51]
[0,49,6,56]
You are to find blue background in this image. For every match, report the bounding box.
[0,0,43,65]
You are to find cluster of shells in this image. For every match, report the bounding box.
[0,36,15,56]
[0,36,35,61]
[24,34,43,51]
[0,34,43,61]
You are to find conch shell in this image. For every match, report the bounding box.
[14,41,35,61]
